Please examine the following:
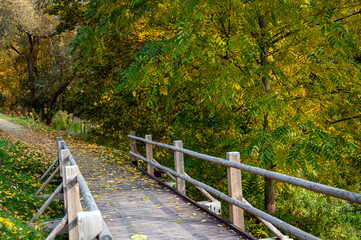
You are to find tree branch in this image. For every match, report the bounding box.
[272,82,306,99]
[10,45,22,56]
[329,115,361,124]
[334,9,361,22]
[39,31,58,39]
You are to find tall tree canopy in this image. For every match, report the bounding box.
[69,0,361,215]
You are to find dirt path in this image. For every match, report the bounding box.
[0,119,55,153]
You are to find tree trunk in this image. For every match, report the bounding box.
[259,14,276,216]
[26,33,37,108]
[44,81,71,125]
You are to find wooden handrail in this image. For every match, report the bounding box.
[128,134,361,204]
[32,138,112,240]
[59,138,113,240]
[130,150,316,240]
[128,132,361,240]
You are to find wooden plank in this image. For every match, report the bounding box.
[37,218,68,235]
[45,214,68,240]
[35,166,60,195]
[38,193,64,200]
[145,135,154,177]
[61,149,71,210]
[40,158,59,181]
[174,140,186,195]
[227,152,244,230]
[57,140,65,177]
[65,166,81,240]
[30,183,63,223]
[87,167,250,240]
[77,210,102,240]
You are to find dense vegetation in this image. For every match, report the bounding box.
[1,0,361,239]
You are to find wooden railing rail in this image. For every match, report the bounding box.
[61,139,112,240]
[30,138,112,240]
[129,134,361,204]
[128,133,361,240]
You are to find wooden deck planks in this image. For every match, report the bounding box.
[72,150,254,240]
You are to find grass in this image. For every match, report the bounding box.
[0,113,40,128]
[0,133,64,239]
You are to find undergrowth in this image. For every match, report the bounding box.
[0,133,64,239]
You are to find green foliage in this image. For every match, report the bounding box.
[34,0,361,238]
[277,186,361,239]
[52,111,90,136]
[0,135,63,239]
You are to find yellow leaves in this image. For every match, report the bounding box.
[0,217,15,230]
[234,83,241,91]
[131,233,148,240]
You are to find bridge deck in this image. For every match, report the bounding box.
[73,150,255,240]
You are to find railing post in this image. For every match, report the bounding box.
[129,131,138,166]
[174,140,186,195]
[65,165,81,240]
[145,135,154,177]
[60,149,71,211]
[227,152,244,230]
[57,140,65,177]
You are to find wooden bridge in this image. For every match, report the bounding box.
[30,133,361,240]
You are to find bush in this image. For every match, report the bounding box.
[277,186,361,239]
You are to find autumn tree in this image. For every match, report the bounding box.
[0,0,75,123]
[57,0,361,216]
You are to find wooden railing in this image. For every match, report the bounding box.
[128,132,361,240]
[29,137,112,240]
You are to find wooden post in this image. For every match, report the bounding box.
[77,210,102,239]
[65,166,81,240]
[227,152,244,229]
[61,149,71,210]
[57,140,65,177]
[129,131,138,166]
[145,135,154,177]
[174,140,186,195]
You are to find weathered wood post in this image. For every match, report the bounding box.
[227,152,244,230]
[65,165,81,240]
[60,149,71,210]
[129,131,138,166]
[174,140,186,195]
[57,139,65,177]
[77,210,102,239]
[145,135,154,177]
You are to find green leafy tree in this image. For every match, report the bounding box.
[67,0,361,216]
